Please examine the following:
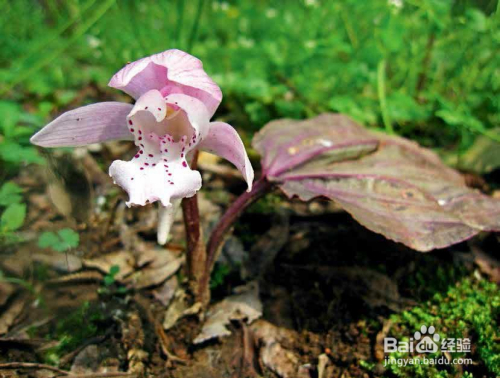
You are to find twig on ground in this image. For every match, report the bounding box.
[0,362,69,375]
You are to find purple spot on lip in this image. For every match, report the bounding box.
[138,130,142,134]
[164,149,168,153]
[130,128,134,132]
[145,106,148,109]
[139,150,144,154]
[131,177,134,180]
[148,154,154,157]
[168,173,172,176]
[182,161,187,168]
[140,167,144,170]
[144,163,149,166]
[134,154,140,158]
[129,120,133,125]
[138,137,142,141]
[181,153,184,158]
[158,107,161,110]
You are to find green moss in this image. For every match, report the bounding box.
[386,277,499,377]
[404,261,469,301]
[210,263,232,290]
[44,301,106,365]
[246,193,283,215]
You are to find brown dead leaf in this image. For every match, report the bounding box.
[83,251,135,280]
[250,320,305,378]
[0,282,15,307]
[33,253,82,273]
[472,246,500,283]
[46,270,103,285]
[125,257,183,290]
[70,344,119,375]
[194,281,262,344]
[121,311,148,375]
[163,289,189,330]
[375,319,393,361]
[229,323,261,378]
[153,276,178,307]
[0,296,26,335]
[317,354,330,378]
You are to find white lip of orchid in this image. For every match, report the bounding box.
[108,92,205,209]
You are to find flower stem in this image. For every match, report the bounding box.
[201,177,274,290]
[181,151,209,305]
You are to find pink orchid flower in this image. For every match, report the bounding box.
[31,49,254,244]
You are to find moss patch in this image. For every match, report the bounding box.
[385,277,499,377]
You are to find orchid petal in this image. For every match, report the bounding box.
[129,89,167,122]
[108,49,222,118]
[30,102,133,147]
[165,93,211,143]
[157,199,181,245]
[198,121,254,191]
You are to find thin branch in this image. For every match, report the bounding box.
[0,362,69,375]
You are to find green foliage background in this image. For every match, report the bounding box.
[0,0,499,153]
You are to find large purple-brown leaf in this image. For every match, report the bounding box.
[253,114,500,251]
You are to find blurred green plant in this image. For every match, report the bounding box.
[0,101,44,175]
[37,228,80,252]
[210,262,231,289]
[98,264,128,295]
[103,264,120,287]
[0,181,26,243]
[0,0,498,157]
[44,301,106,365]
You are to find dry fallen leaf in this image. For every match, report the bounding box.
[0,296,26,335]
[125,257,183,290]
[250,320,302,378]
[153,276,178,307]
[83,251,135,280]
[472,246,500,283]
[194,281,262,344]
[163,288,189,330]
[33,253,82,273]
[0,282,15,307]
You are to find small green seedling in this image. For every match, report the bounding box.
[0,203,26,233]
[0,181,23,205]
[38,228,79,252]
[99,265,127,295]
[103,264,120,287]
[0,182,26,241]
